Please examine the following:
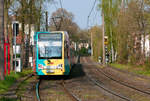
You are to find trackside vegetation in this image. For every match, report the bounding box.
[90,0,150,73]
[0,70,32,94]
[110,64,150,76]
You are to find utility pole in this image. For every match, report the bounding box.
[91,31,93,57]
[13,22,17,73]
[102,12,105,65]
[0,0,5,80]
[51,17,63,31]
[46,11,48,31]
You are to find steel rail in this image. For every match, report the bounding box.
[84,57,150,95]
[15,73,34,99]
[61,80,82,101]
[96,67,150,95]
[36,79,41,101]
[16,74,34,92]
[86,74,132,101]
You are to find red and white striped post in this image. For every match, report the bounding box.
[4,36,10,75]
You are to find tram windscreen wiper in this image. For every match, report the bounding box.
[39,56,62,59]
[48,57,62,59]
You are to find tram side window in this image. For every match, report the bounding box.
[33,44,36,58]
[65,41,69,58]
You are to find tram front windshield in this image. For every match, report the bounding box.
[38,33,62,59]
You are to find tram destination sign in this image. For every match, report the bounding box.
[39,33,62,40]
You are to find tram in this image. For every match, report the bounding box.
[33,31,72,75]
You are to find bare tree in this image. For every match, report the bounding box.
[50,8,79,41]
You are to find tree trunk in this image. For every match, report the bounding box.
[110,24,114,62]
[21,1,25,69]
[0,0,5,80]
[37,1,42,31]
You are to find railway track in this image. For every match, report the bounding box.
[95,67,150,95]
[86,74,132,101]
[0,73,36,100]
[0,73,34,100]
[60,80,82,101]
[17,73,38,101]
[83,57,150,95]
[16,73,34,93]
[82,57,150,100]
[36,78,81,101]
[81,57,133,101]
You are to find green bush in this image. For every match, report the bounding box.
[78,47,89,56]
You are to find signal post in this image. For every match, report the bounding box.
[104,36,109,64]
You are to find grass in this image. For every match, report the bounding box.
[0,69,32,94]
[110,63,150,76]
[0,97,18,101]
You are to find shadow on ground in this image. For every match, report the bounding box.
[69,63,85,79]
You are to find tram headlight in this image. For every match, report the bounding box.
[57,64,63,69]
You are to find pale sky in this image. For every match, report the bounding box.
[47,0,102,29]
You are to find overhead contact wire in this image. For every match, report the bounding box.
[87,0,97,29]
